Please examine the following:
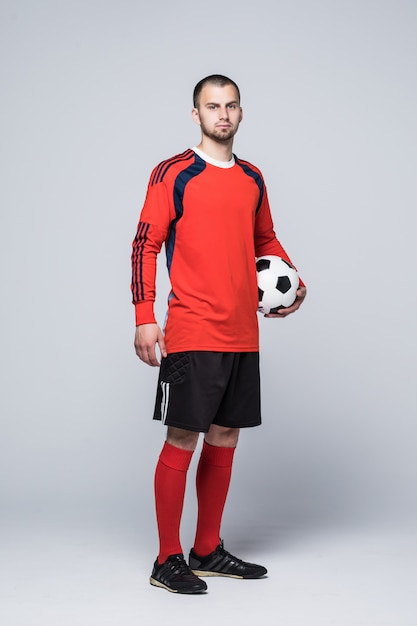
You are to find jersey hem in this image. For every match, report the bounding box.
[164,345,260,354]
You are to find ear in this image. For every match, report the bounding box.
[239,107,243,122]
[191,107,201,126]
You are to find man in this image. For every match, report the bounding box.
[131,75,306,594]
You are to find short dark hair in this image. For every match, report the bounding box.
[193,74,240,108]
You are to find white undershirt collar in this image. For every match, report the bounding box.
[192,146,235,169]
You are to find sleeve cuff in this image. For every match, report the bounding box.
[134,301,157,326]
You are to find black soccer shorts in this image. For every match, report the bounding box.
[153,351,261,433]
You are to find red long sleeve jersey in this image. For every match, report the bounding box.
[131,149,302,353]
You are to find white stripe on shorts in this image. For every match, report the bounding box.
[160,381,170,424]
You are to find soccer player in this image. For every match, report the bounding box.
[131,75,306,593]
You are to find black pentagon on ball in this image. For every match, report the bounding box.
[258,287,264,300]
[276,275,291,293]
[256,258,271,272]
[270,305,284,313]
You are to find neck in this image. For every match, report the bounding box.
[196,136,234,162]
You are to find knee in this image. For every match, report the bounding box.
[205,425,239,448]
[166,426,199,451]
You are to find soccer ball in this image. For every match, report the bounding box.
[256,255,299,314]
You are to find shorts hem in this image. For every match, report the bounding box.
[214,420,262,430]
[153,416,210,434]
[153,416,262,433]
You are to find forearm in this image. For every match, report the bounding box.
[131,221,167,324]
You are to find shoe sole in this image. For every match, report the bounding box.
[191,569,243,579]
[192,569,266,579]
[149,576,207,594]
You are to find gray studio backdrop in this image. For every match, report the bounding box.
[1,0,416,545]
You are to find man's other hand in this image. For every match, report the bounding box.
[264,286,307,318]
[134,323,167,366]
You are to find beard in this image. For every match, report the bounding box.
[199,120,239,143]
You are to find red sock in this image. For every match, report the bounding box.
[193,441,236,557]
[154,442,193,564]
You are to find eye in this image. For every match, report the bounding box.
[228,104,237,109]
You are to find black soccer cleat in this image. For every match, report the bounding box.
[150,554,208,594]
[189,540,267,579]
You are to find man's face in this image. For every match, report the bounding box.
[192,84,243,143]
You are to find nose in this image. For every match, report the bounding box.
[218,106,229,120]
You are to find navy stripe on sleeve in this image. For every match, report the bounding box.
[131,221,150,301]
